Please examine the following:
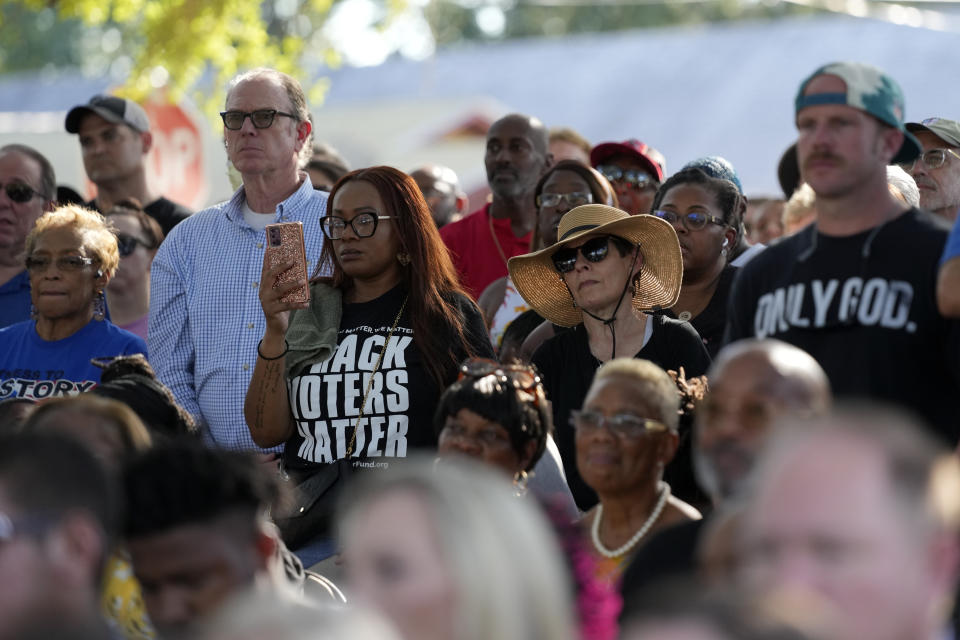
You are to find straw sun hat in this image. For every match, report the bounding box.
[508,204,683,327]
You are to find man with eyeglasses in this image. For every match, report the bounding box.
[65,94,192,237]
[590,139,665,216]
[150,68,326,452]
[0,144,56,329]
[0,432,118,637]
[725,62,960,443]
[903,117,960,223]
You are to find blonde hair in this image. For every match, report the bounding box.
[782,183,817,232]
[338,458,577,640]
[593,358,680,431]
[26,204,120,277]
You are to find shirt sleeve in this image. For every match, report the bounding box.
[941,215,960,265]
[669,320,712,377]
[148,234,202,425]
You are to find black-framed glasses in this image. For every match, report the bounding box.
[320,213,394,240]
[0,181,43,204]
[899,148,960,172]
[551,236,611,274]
[596,165,657,190]
[116,233,152,257]
[570,409,668,438]
[219,109,299,130]
[25,255,96,273]
[652,210,727,231]
[536,192,593,209]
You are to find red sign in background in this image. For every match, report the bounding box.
[143,97,207,209]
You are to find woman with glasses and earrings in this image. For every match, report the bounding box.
[0,205,147,399]
[104,199,163,340]
[509,204,710,511]
[478,160,617,355]
[434,358,578,517]
[574,358,700,584]
[650,167,742,359]
[245,166,493,563]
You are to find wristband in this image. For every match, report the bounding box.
[257,339,289,360]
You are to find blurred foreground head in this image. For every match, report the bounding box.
[737,404,960,640]
[338,457,577,640]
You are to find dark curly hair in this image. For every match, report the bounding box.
[433,362,551,471]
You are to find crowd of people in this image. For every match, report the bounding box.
[0,59,957,640]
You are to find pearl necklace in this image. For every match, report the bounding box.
[590,481,671,559]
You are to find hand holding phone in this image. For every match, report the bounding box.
[264,222,310,305]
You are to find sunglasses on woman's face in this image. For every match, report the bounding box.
[116,234,150,257]
[551,236,611,274]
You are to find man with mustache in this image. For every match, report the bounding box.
[619,339,830,599]
[903,117,960,224]
[440,113,552,299]
[724,62,960,443]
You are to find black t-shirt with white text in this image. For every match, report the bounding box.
[283,285,493,473]
[724,209,960,442]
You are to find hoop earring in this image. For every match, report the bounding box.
[29,303,37,320]
[93,291,106,321]
[397,252,411,266]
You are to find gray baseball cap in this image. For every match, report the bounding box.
[65,94,150,134]
[906,117,960,148]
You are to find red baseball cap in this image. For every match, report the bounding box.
[590,139,665,182]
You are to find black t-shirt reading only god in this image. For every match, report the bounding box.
[724,209,960,442]
[283,285,493,473]
[532,314,711,510]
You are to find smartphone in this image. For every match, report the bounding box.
[265,222,310,305]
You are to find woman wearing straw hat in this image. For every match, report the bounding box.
[510,204,710,510]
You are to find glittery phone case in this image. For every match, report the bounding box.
[265,222,310,304]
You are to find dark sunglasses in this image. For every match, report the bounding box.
[596,165,657,190]
[551,236,611,274]
[457,358,543,409]
[219,109,299,130]
[116,234,152,257]
[0,181,42,204]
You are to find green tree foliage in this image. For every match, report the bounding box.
[0,0,339,116]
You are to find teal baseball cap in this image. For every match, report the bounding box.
[795,62,921,164]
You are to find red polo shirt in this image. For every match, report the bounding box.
[440,204,534,300]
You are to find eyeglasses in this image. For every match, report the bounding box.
[899,148,960,172]
[320,213,394,240]
[652,210,727,231]
[25,255,96,273]
[0,181,43,204]
[536,192,593,209]
[440,421,513,448]
[551,236,612,274]
[116,234,152,257]
[596,165,657,190]
[219,109,299,130]
[571,409,668,438]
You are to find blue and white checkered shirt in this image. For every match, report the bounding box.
[149,177,327,451]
